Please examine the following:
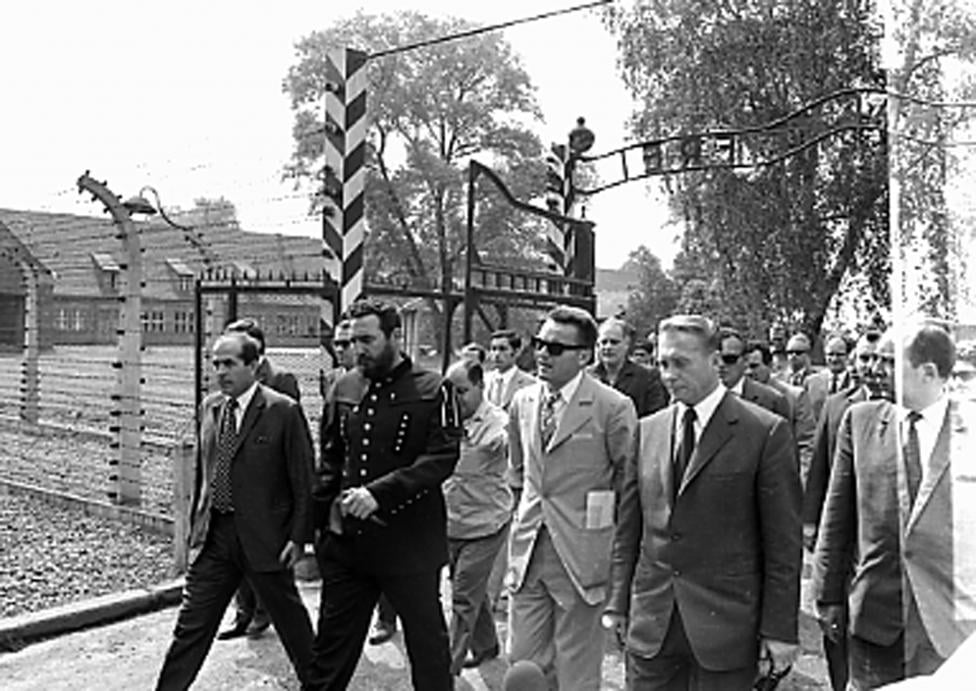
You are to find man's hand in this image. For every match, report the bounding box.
[279,540,302,569]
[340,487,379,519]
[601,613,627,650]
[758,637,798,678]
[817,604,846,644]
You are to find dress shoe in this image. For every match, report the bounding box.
[462,645,500,668]
[216,622,249,641]
[367,620,397,645]
[246,615,271,637]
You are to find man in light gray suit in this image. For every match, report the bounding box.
[507,305,638,690]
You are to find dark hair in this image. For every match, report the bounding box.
[219,331,260,365]
[546,305,598,349]
[452,358,485,387]
[600,316,636,343]
[906,323,955,379]
[659,314,721,353]
[347,298,401,337]
[633,339,654,354]
[719,327,746,350]
[490,329,522,352]
[226,317,266,354]
[461,342,487,363]
[744,340,772,365]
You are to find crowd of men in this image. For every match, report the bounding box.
[153,299,975,691]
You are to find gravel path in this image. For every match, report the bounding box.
[0,492,175,618]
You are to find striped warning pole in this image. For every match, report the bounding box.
[323,48,368,314]
[543,143,568,271]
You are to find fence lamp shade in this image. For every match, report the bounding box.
[122,195,157,216]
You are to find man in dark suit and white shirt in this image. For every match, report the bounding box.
[218,317,303,641]
[813,323,976,689]
[606,314,802,690]
[155,331,315,689]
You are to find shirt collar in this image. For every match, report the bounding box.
[899,393,949,426]
[232,380,259,412]
[547,370,584,404]
[680,383,726,431]
[729,376,745,396]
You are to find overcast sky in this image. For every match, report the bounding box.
[0,0,678,270]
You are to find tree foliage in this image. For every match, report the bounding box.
[622,246,679,337]
[606,0,889,340]
[887,0,976,320]
[282,12,550,341]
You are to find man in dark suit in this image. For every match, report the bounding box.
[218,318,302,641]
[606,314,802,690]
[800,329,882,691]
[590,316,669,418]
[308,298,461,690]
[813,324,976,689]
[155,331,315,690]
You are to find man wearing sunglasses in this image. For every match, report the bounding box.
[802,329,882,691]
[507,305,638,690]
[781,333,815,388]
[805,335,853,422]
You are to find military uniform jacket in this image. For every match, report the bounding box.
[314,357,461,574]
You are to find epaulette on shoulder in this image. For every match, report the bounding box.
[411,367,445,396]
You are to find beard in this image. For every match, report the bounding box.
[359,341,397,379]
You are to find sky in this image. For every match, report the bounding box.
[0,0,678,270]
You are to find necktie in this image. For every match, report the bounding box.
[674,407,697,497]
[212,397,238,512]
[489,376,502,407]
[829,374,838,394]
[904,410,923,508]
[540,390,560,447]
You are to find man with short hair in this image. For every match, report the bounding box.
[607,315,802,691]
[590,317,669,418]
[443,358,512,674]
[806,335,852,420]
[782,333,815,387]
[801,329,882,691]
[813,324,976,688]
[155,332,315,689]
[218,317,303,641]
[630,338,655,368]
[740,337,816,481]
[461,341,487,364]
[485,329,535,412]
[719,329,791,421]
[309,299,461,690]
[508,305,638,689]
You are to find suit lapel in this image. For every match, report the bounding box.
[679,393,734,495]
[524,383,545,458]
[907,403,954,534]
[547,375,595,452]
[659,407,679,508]
[230,385,266,458]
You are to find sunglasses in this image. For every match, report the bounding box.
[720,353,742,365]
[531,336,588,357]
[334,339,351,348]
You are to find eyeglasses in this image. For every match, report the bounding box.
[858,353,879,363]
[746,361,762,370]
[334,339,351,348]
[531,336,588,357]
[720,353,742,365]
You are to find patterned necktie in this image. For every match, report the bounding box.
[540,390,560,447]
[674,407,697,498]
[212,397,238,512]
[904,411,923,508]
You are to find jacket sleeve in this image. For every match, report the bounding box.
[312,388,344,529]
[812,407,858,606]
[757,416,803,644]
[607,419,643,616]
[794,389,817,489]
[283,400,315,544]
[802,403,833,527]
[366,381,461,511]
